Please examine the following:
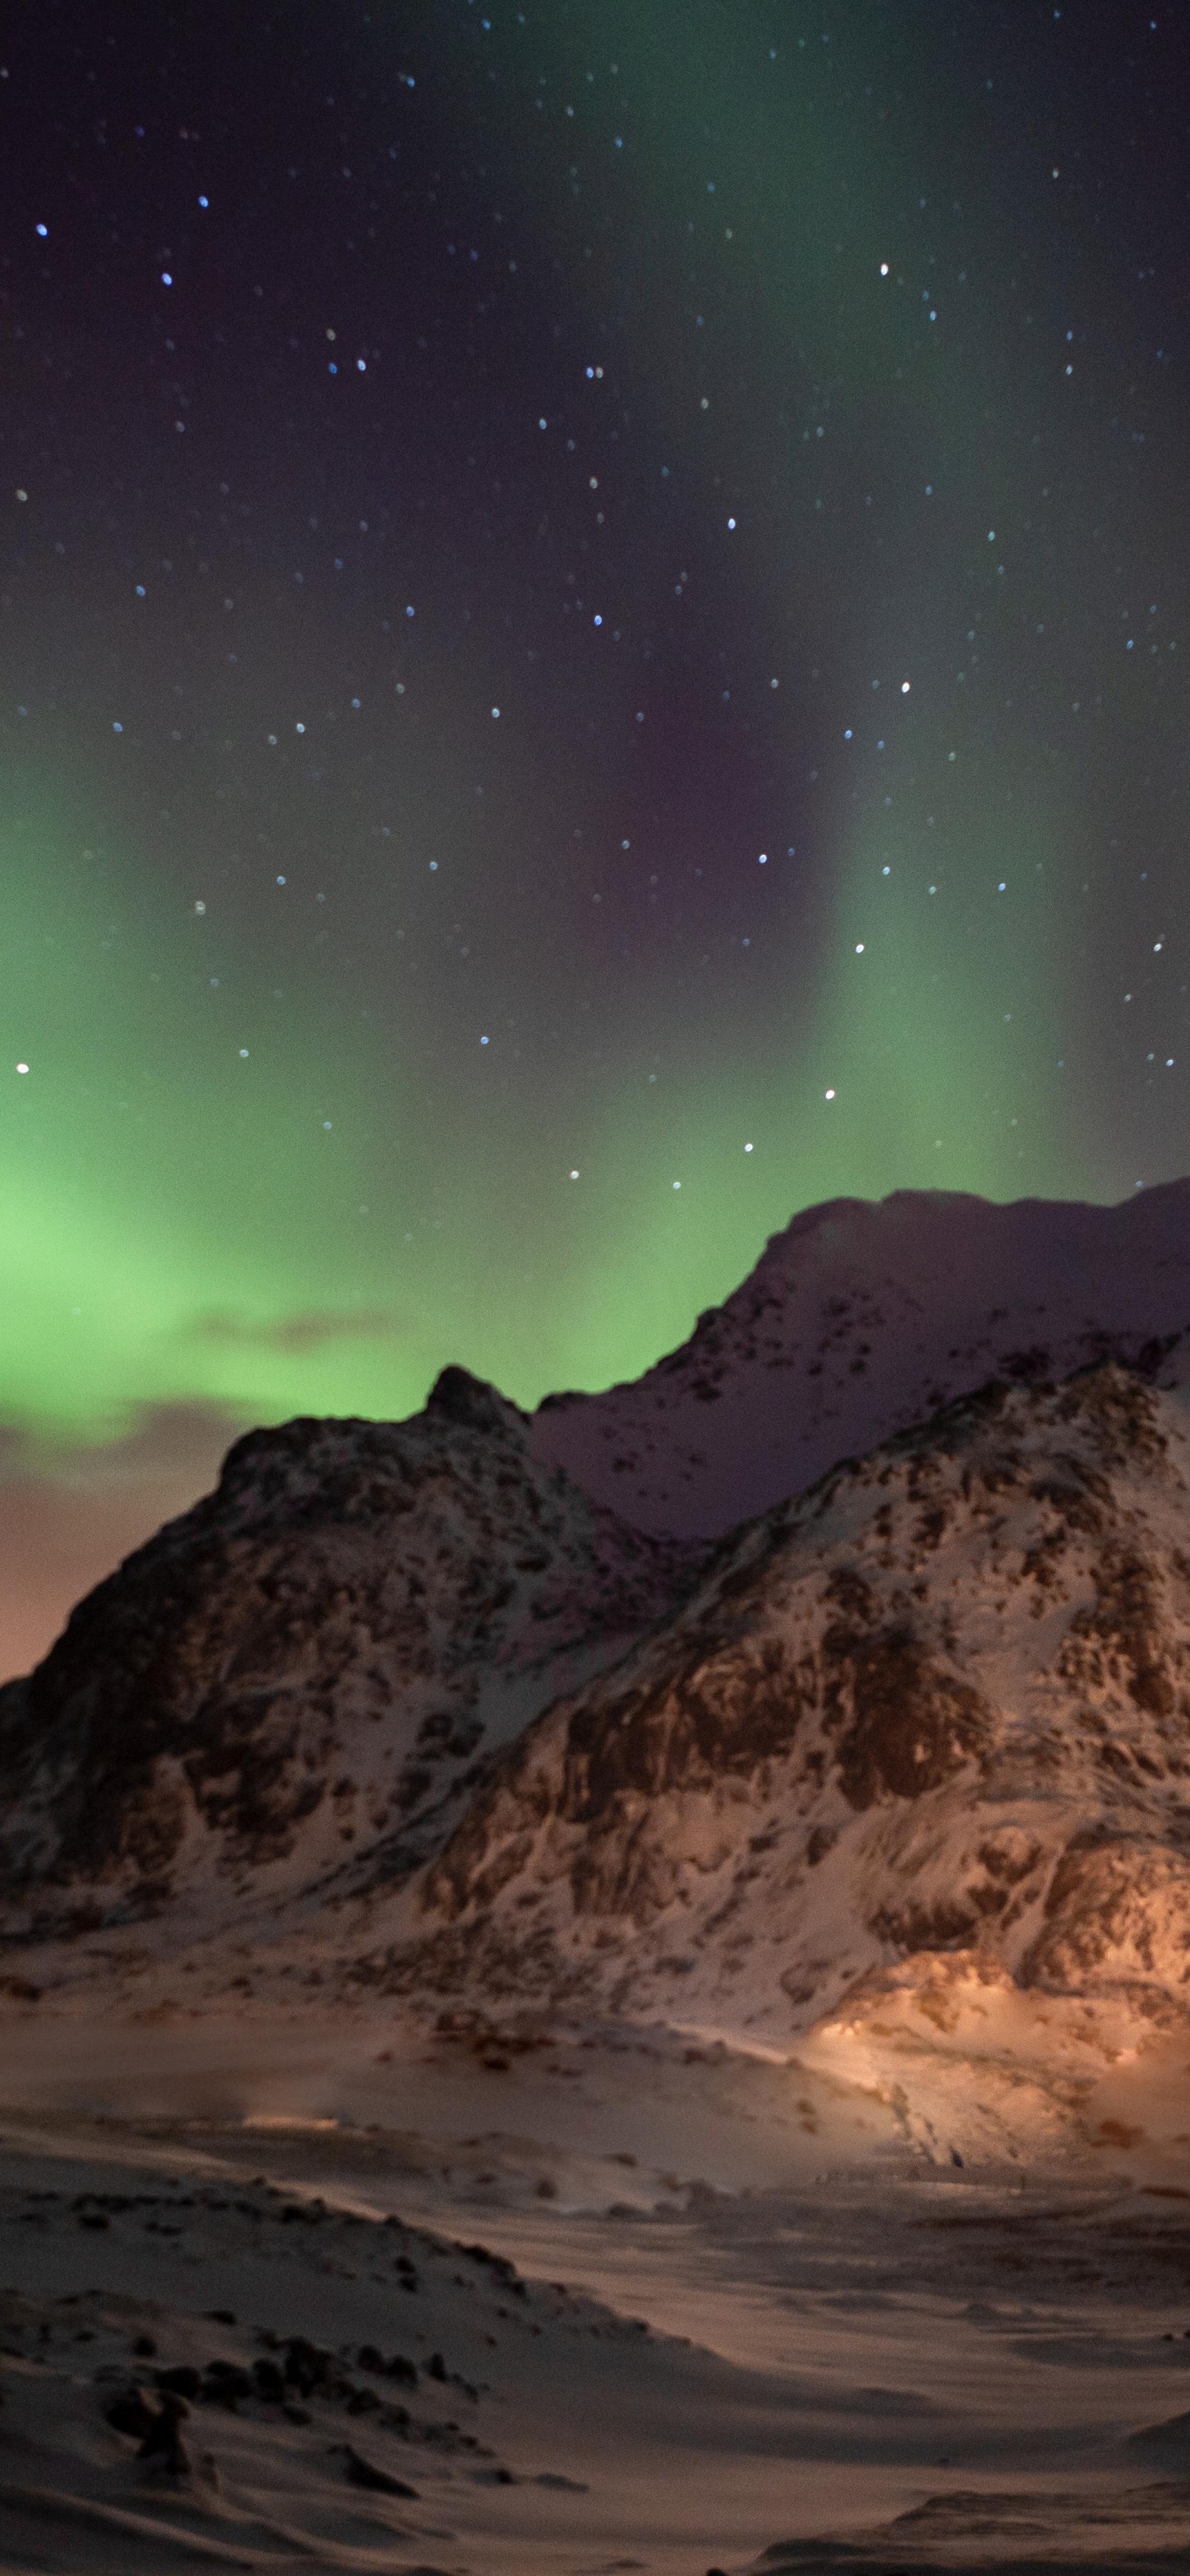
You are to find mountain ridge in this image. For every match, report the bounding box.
[385,1360,1190,2056]
[530,1181,1190,1534]
[0,1366,698,1937]
[5,1181,1190,2147]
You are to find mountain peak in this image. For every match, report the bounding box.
[0,1388,695,1935]
[531,1183,1190,1537]
[403,1360,1190,2051]
[425,1365,528,1435]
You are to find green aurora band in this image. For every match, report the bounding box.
[3,0,1186,1452]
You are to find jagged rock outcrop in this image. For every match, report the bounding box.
[398,1365,1190,2036]
[0,1368,698,1933]
[6,1187,1190,2083]
[531,1182,1190,1536]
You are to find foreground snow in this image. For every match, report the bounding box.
[1,2016,1190,2571]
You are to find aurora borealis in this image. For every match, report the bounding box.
[3,0,1189,1667]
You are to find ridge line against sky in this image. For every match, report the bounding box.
[2,0,1188,1460]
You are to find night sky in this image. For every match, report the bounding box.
[3,0,1189,1513]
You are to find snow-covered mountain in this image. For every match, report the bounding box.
[399,1364,1190,2051]
[531,1183,1190,1536]
[5,1184,1190,2124]
[0,1368,697,1936]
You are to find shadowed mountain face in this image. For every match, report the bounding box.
[0,1368,698,1933]
[531,1182,1190,1536]
[400,1366,1190,2039]
[3,1187,1190,2085]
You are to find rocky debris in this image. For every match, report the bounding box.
[0,1368,698,1932]
[104,2326,475,2460]
[394,1366,1190,2036]
[105,2380,192,2473]
[532,1181,1190,1536]
[101,2333,423,2436]
[356,2341,419,2384]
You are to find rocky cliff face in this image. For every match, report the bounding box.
[531,1183,1190,1536]
[5,1188,1190,2089]
[0,1368,698,1935]
[399,1366,1190,2038]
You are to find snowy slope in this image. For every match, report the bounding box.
[7,1184,1190,2121]
[0,1367,698,1936]
[531,1183,1190,1536]
[401,1365,1190,2054]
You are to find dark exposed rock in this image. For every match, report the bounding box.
[823,1624,990,1809]
[107,2382,192,2472]
[407,1367,1190,2032]
[201,2358,255,2406]
[156,2364,201,2400]
[0,1382,698,1929]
